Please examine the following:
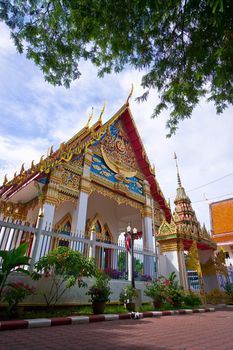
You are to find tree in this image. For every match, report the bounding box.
[34,246,96,307]
[0,1,232,135]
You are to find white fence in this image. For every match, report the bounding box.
[0,219,156,281]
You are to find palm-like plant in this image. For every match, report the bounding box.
[0,242,30,300]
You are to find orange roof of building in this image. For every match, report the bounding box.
[210,198,233,235]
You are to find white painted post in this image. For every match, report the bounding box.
[89,230,96,258]
[34,202,55,261]
[30,211,44,271]
[143,180,154,277]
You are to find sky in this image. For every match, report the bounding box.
[0,23,233,231]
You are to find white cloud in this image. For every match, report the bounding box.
[0,23,232,231]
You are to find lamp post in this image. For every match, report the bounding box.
[125,225,138,289]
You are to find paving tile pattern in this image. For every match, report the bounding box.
[0,309,233,350]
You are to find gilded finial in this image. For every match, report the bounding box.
[20,163,25,175]
[152,164,155,175]
[174,152,182,187]
[13,172,17,184]
[39,155,44,165]
[3,174,8,186]
[59,142,65,153]
[49,146,53,157]
[126,83,134,104]
[85,107,94,128]
[31,160,35,173]
[167,198,171,209]
[98,101,106,124]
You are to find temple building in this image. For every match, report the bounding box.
[0,95,221,292]
[157,155,218,291]
[0,96,171,279]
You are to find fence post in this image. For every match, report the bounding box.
[29,211,44,271]
[89,230,96,259]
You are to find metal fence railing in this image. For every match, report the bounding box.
[0,220,156,281]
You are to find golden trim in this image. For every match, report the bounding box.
[90,173,145,204]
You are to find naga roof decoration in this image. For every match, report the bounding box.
[0,98,171,222]
[157,154,216,250]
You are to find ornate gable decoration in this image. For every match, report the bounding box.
[91,118,144,197]
[157,219,177,238]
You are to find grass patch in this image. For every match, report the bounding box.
[0,302,200,320]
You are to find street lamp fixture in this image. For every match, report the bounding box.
[125,225,138,288]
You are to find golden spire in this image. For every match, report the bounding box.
[174,152,182,187]
[85,107,94,128]
[3,174,8,186]
[31,160,35,173]
[98,101,106,124]
[13,172,17,184]
[20,163,25,175]
[126,83,134,104]
[59,142,65,153]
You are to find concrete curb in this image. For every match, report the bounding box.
[0,308,215,331]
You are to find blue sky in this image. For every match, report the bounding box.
[0,23,233,231]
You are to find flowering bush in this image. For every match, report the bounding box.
[3,282,36,316]
[34,246,96,307]
[144,276,171,306]
[104,268,125,280]
[145,272,184,308]
[87,270,111,303]
[140,274,152,282]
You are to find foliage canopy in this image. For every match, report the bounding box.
[34,246,96,307]
[0,0,232,135]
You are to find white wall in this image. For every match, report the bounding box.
[8,274,152,306]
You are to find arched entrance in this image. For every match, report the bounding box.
[87,213,114,269]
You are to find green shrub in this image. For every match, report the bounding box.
[119,285,138,304]
[87,270,111,303]
[0,242,31,300]
[224,282,233,302]
[3,281,35,317]
[205,288,229,304]
[183,292,202,307]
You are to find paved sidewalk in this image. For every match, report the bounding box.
[0,310,233,350]
[0,308,214,331]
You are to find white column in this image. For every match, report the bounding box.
[72,191,89,235]
[128,250,132,282]
[72,149,92,237]
[160,241,189,290]
[35,202,55,261]
[143,180,154,277]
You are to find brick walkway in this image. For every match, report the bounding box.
[0,310,233,350]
